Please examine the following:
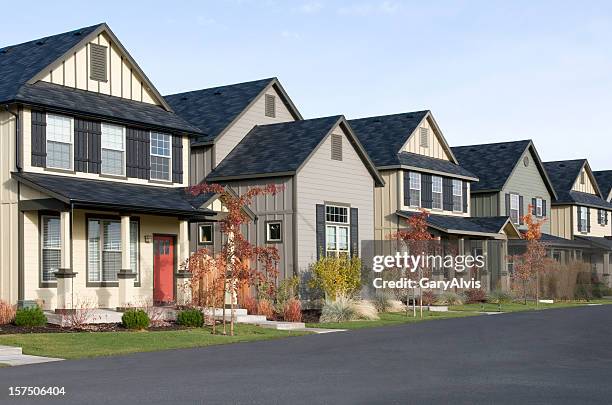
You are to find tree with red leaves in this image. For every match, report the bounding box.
[511,206,551,305]
[186,183,283,336]
[390,209,434,318]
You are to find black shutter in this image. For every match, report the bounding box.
[172,135,183,183]
[126,128,150,180]
[316,204,326,259]
[443,178,453,211]
[31,110,46,167]
[74,119,88,172]
[505,193,511,216]
[421,174,432,209]
[89,122,101,174]
[350,208,359,257]
[73,118,101,173]
[597,209,602,225]
[462,181,468,213]
[577,207,583,232]
[403,171,410,206]
[532,198,537,215]
[519,196,524,224]
[587,208,591,232]
[542,200,547,217]
[606,211,609,225]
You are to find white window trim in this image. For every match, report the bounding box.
[536,198,543,217]
[325,205,349,224]
[101,123,126,176]
[46,113,74,171]
[510,194,520,224]
[579,207,588,232]
[325,205,350,256]
[452,179,463,212]
[432,176,443,210]
[87,218,139,283]
[409,172,421,208]
[40,215,61,284]
[266,221,283,243]
[198,224,213,244]
[150,131,172,182]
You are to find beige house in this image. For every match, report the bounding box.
[0,24,222,310]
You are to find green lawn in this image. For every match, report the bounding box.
[450,300,612,313]
[0,363,10,368]
[0,325,308,360]
[307,310,479,330]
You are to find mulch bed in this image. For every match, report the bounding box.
[0,322,193,335]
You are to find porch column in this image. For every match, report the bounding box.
[117,215,135,310]
[603,252,611,288]
[56,210,77,311]
[500,240,510,292]
[176,220,192,305]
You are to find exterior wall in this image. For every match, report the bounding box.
[374,170,402,241]
[214,85,296,165]
[471,192,499,217]
[400,116,450,161]
[22,108,190,187]
[572,168,596,194]
[572,206,612,238]
[398,170,470,217]
[23,208,182,310]
[40,32,159,105]
[500,148,552,234]
[190,145,214,184]
[0,111,18,304]
[549,205,573,239]
[295,124,374,272]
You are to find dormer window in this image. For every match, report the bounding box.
[419,127,429,148]
[265,94,276,118]
[89,43,108,82]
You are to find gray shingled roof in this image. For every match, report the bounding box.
[543,160,612,209]
[166,78,277,144]
[594,170,612,201]
[396,211,514,236]
[452,140,533,192]
[397,151,477,180]
[0,24,201,134]
[575,236,612,251]
[207,116,383,185]
[13,172,216,217]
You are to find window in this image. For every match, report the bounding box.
[198,224,213,244]
[265,94,276,118]
[579,206,588,232]
[46,114,73,170]
[409,172,421,208]
[452,179,462,212]
[419,127,429,148]
[507,256,514,274]
[41,215,61,282]
[266,221,282,243]
[89,43,108,82]
[325,205,349,256]
[331,134,342,161]
[88,219,139,283]
[551,250,562,263]
[150,132,171,181]
[510,194,520,224]
[536,198,543,217]
[598,209,606,225]
[432,176,442,210]
[101,123,125,176]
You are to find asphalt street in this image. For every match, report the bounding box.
[1,305,611,404]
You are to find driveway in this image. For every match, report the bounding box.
[1,305,611,404]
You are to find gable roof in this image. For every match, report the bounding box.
[165,78,302,145]
[594,170,612,201]
[543,159,612,209]
[206,116,384,186]
[452,140,557,197]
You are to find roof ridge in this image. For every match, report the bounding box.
[349,110,429,122]
[165,77,276,97]
[0,23,104,51]
[452,139,531,149]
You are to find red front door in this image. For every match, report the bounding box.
[153,235,174,304]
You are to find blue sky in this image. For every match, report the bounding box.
[3,1,612,168]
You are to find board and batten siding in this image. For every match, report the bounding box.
[189,145,214,185]
[0,111,18,304]
[40,32,159,105]
[214,86,296,166]
[471,192,500,217]
[549,205,573,239]
[572,168,597,194]
[400,116,450,161]
[374,170,401,241]
[295,125,374,272]
[397,170,470,217]
[500,148,552,234]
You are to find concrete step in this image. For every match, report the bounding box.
[0,345,22,356]
[203,308,248,318]
[257,321,306,330]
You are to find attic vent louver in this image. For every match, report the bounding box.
[331,134,342,161]
[89,43,108,82]
[265,94,276,118]
[419,127,429,148]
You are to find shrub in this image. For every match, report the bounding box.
[0,300,16,325]
[14,306,47,327]
[463,288,487,304]
[353,300,379,320]
[241,296,258,315]
[121,309,150,330]
[387,299,406,312]
[487,290,514,305]
[283,298,302,322]
[373,293,392,312]
[436,292,464,306]
[421,290,436,306]
[275,276,299,313]
[177,309,204,327]
[257,299,275,319]
[309,255,361,300]
[320,295,356,323]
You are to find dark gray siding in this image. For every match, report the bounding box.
[471,192,500,217]
[190,145,214,185]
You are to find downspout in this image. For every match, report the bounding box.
[3,104,21,171]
